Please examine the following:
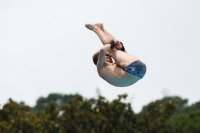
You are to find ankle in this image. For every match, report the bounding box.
[94,26,100,32]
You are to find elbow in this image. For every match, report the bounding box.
[99,48,106,53]
[100,44,109,52]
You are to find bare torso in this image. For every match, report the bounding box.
[98,63,140,87]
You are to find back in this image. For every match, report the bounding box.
[98,63,140,87]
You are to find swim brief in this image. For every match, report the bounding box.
[124,60,146,79]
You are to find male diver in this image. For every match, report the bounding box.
[85,23,146,87]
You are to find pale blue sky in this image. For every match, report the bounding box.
[0,0,200,112]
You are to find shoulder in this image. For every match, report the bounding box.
[97,64,106,74]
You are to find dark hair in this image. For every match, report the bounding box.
[92,51,100,65]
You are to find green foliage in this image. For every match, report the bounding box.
[57,94,137,133]
[135,100,176,133]
[162,110,200,133]
[0,94,199,133]
[137,96,200,133]
[178,101,200,114]
[0,99,32,132]
[0,94,137,133]
[31,93,78,113]
[138,96,188,116]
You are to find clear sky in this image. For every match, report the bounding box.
[0,0,200,113]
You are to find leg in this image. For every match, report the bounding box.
[86,23,138,67]
[96,23,125,52]
[85,23,115,45]
[99,23,116,40]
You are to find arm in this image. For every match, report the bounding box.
[97,43,112,71]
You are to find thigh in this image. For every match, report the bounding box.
[110,48,139,68]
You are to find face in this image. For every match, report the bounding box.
[105,53,113,63]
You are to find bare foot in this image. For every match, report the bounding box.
[85,23,98,31]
